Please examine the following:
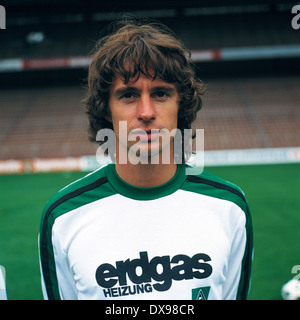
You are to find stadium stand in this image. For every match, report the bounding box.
[196,76,300,151]
[1,9,299,59]
[0,86,97,160]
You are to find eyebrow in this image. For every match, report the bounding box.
[152,86,177,94]
[112,85,177,98]
[112,86,139,98]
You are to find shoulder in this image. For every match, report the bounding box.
[182,168,250,215]
[40,164,114,229]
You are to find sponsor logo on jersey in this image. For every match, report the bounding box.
[95,251,212,297]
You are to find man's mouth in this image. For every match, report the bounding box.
[130,129,160,142]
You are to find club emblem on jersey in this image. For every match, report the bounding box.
[192,286,211,300]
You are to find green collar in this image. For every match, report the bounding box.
[106,164,187,200]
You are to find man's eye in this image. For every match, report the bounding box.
[123,92,135,99]
[155,91,167,98]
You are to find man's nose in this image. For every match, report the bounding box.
[137,95,156,122]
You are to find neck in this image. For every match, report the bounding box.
[114,139,178,187]
[115,161,177,187]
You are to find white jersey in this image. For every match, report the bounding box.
[39,164,253,300]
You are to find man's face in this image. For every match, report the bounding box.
[108,72,179,163]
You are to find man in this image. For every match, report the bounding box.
[39,20,253,300]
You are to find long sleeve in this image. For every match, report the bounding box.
[222,211,253,300]
[39,227,78,300]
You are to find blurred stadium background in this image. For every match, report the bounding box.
[0,0,300,299]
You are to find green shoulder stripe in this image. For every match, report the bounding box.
[182,170,249,213]
[39,165,115,300]
[41,166,107,219]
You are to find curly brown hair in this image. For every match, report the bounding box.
[83,19,205,160]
